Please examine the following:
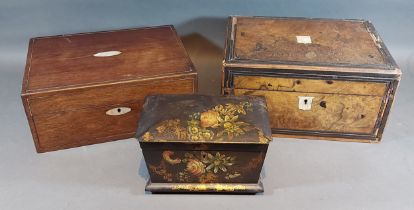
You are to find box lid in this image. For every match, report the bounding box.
[224,16,400,75]
[22,25,195,95]
[136,94,272,144]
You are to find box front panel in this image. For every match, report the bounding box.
[226,73,392,141]
[234,89,383,134]
[233,76,387,96]
[28,76,196,115]
[142,149,266,184]
[33,102,143,151]
[28,76,197,152]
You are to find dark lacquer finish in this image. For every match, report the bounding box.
[136,94,272,193]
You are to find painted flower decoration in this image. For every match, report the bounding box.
[199,172,218,183]
[223,121,246,138]
[162,151,181,165]
[187,113,214,141]
[200,110,220,128]
[152,150,242,183]
[186,159,206,176]
[202,152,235,173]
[142,101,268,143]
[142,132,154,141]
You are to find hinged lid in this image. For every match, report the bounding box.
[22,25,195,95]
[224,16,400,75]
[136,94,272,144]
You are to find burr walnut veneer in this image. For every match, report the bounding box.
[222,16,401,142]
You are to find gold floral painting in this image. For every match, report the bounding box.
[137,95,272,186]
[141,101,270,144]
[146,150,265,183]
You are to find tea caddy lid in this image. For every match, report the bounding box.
[136,94,272,144]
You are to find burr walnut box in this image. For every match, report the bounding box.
[21,26,197,153]
[222,16,401,143]
[136,94,272,193]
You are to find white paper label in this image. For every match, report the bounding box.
[296,36,312,44]
[298,96,314,111]
[93,51,122,57]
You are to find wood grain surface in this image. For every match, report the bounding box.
[234,89,384,134]
[222,16,401,142]
[233,75,387,96]
[22,26,195,93]
[226,17,396,69]
[28,76,195,115]
[21,26,198,152]
[33,102,142,152]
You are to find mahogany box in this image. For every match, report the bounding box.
[136,94,272,193]
[222,16,401,143]
[21,26,197,153]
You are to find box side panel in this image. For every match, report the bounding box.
[21,95,41,152]
[140,142,268,184]
[224,16,236,63]
[374,77,401,141]
[21,38,35,95]
[21,39,42,152]
[222,17,234,94]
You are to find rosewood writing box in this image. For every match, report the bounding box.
[21,26,197,153]
[222,16,401,143]
[136,94,272,193]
